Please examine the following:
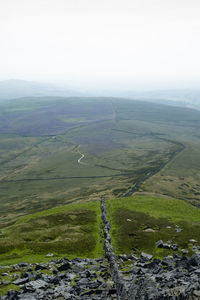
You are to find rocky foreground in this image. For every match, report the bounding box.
[2,197,200,299]
[2,252,200,299]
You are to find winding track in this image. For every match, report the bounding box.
[1,137,185,185]
[78,152,85,164]
[77,146,85,164]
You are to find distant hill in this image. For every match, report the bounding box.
[0,79,82,100]
[77,87,200,110]
[121,89,200,110]
[1,80,200,110]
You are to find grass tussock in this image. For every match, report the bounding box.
[0,201,104,265]
[107,195,200,258]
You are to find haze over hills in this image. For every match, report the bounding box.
[130,89,200,110]
[0,79,82,100]
[1,79,200,111]
[94,88,200,110]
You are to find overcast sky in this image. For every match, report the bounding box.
[1,0,200,90]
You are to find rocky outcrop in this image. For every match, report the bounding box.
[3,252,200,299]
[118,253,200,299]
[0,258,117,299]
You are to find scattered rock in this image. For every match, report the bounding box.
[2,197,200,300]
[57,262,71,272]
[156,240,164,248]
[175,228,182,233]
[141,252,153,261]
[18,294,38,300]
[18,262,29,268]
[156,240,178,251]
[24,279,49,291]
[189,239,197,243]
[193,290,200,297]
[181,249,189,254]
[2,251,200,299]
[46,253,54,257]
[35,263,47,271]
[143,228,156,233]
[1,273,9,276]
[13,277,29,285]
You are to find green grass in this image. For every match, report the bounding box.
[142,142,200,205]
[0,118,176,229]
[0,284,21,297]
[0,200,104,265]
[1,97,200,240]
[106,195,200,258]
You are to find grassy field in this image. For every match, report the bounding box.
[0,199,104,296]
[0,98,186,228]
[0,200,103,265]
[1,97,200,264]
[0,131,175,228]
[106,195,200,258]
[142,141,200,206]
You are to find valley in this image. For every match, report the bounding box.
[1,97,200,298]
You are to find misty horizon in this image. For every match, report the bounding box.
[1,78,200,93]
[1,0,200,90]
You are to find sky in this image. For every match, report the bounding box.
[1,0,200,90]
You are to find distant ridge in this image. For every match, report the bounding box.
[1,79,200,111]
[0,79,82,100]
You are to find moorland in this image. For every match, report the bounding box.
[1,96,200,270]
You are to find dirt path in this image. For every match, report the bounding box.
[77,146,85,164]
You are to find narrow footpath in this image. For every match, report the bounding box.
[77,145,86,165]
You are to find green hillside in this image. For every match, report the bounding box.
[0,200,103,265]
[1,97,200,261]
[107,195,200,257]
